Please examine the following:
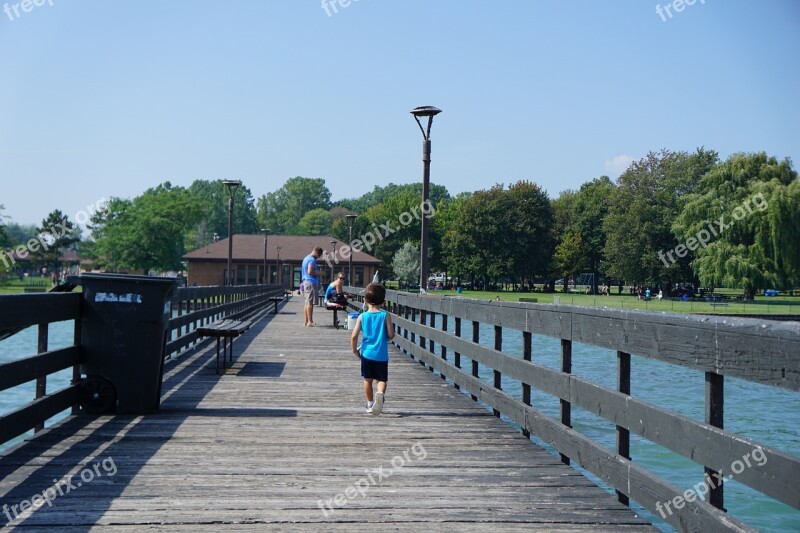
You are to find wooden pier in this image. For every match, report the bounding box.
[1,297,654,531]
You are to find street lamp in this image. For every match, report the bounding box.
[261,228,270,285]
[411,106,441,292]
[330,240,337,283]
[276,246,282,287]
[222,179,242,285]
[345,213,357,286]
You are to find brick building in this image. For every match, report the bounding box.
[183,234,381,288]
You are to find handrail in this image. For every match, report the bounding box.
[346,287,800,532]
[0,292,82,448]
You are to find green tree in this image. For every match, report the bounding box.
[673,152,800,299]
[4,222,37,246]
[337,182,450,214]
[572,176,615,293]
[257,177,332,234]
[0,205,9,248]
[296,208,333,235]
[434,192,471,280]
[87,183,204,272]
[603,148,718,291]
[549,190,578,291]
[36,209,80,266]
[392,242,420,287]
[553,231,587,292]
[188,180,259,248]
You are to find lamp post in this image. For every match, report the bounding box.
[222,179,242,285]
[411,106,441,292]
[345,214,357,286]
[276,246,282,287]
[330,240,337,283]
[261,228,270,284]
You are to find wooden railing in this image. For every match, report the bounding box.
[0,293,82,447]
[165,284,284,358]
[0,283,284,448]
[346,287,800,532]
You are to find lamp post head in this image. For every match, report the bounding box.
[410,106,442,118]
[261,227,270,236]
[222,179,242,197]
[410,106,441,140]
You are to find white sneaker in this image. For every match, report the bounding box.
[365,401,374,414]
[372,392,384,416]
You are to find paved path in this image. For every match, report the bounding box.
[0,297,654,531]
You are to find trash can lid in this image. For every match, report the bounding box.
[71,273,177,284]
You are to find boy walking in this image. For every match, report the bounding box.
[351,283,395,415]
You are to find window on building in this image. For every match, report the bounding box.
[237,265,246,285]
[248,266,258,285]
[355,267,364,287]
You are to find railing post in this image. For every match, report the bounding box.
[34,323,48,433]
[471,321,479,401]
[410,308,417,351]
[493,325,502,418]
[706,371,724,510]
[440,313,448,381]
[427,311,435,372]
[617,350,631,505]
[453,317,461,391]
[522,331,532,438]
[560,338,572,465]
[72,318,81,415]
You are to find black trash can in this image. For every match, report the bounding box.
[73,274,177,414]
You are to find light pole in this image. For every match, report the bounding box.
[330,240,337,283]
[261,228,270,284]
[345,213,357,286]
[411,106,441,292]
[276,246,282,287]
[222,179,241,285]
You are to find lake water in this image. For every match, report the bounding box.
[1,319,798,532]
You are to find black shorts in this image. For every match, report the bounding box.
[361,357,388,382]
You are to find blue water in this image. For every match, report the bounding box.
[2,318,798,532]
[411,321,800,533]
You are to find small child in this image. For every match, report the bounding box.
[351,283,395,415]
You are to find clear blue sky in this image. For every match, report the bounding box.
[1,0,798,226]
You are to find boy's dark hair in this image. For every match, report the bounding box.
[365,283,386,305]
[313,246,323,255]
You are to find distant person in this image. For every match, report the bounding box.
[301,247,323,326]
[326,273,347,306]
[657,289,663,300]
[350,283,395,416]
[645,288,651,301]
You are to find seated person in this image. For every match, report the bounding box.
[325,274,348,306]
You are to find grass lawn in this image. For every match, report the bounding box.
[422,289,800,315]
[0,276,52,294]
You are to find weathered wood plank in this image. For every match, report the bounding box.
[0,346,79,392]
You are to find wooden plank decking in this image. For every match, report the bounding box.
[1,297,654,531]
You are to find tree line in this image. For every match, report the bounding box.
[1,149,797,296]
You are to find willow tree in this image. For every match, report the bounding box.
[673,153,800,299]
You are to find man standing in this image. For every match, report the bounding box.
[302,247,323,326]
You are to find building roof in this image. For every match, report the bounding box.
[182,234,381,265]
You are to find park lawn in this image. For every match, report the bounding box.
[428,289,800,315]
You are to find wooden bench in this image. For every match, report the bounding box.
[268,295,285,314]
[197,319,252,373]
[325,300,348,329]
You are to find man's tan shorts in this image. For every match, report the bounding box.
[302,281,317,304]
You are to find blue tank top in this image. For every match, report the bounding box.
[360,310,389,362]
